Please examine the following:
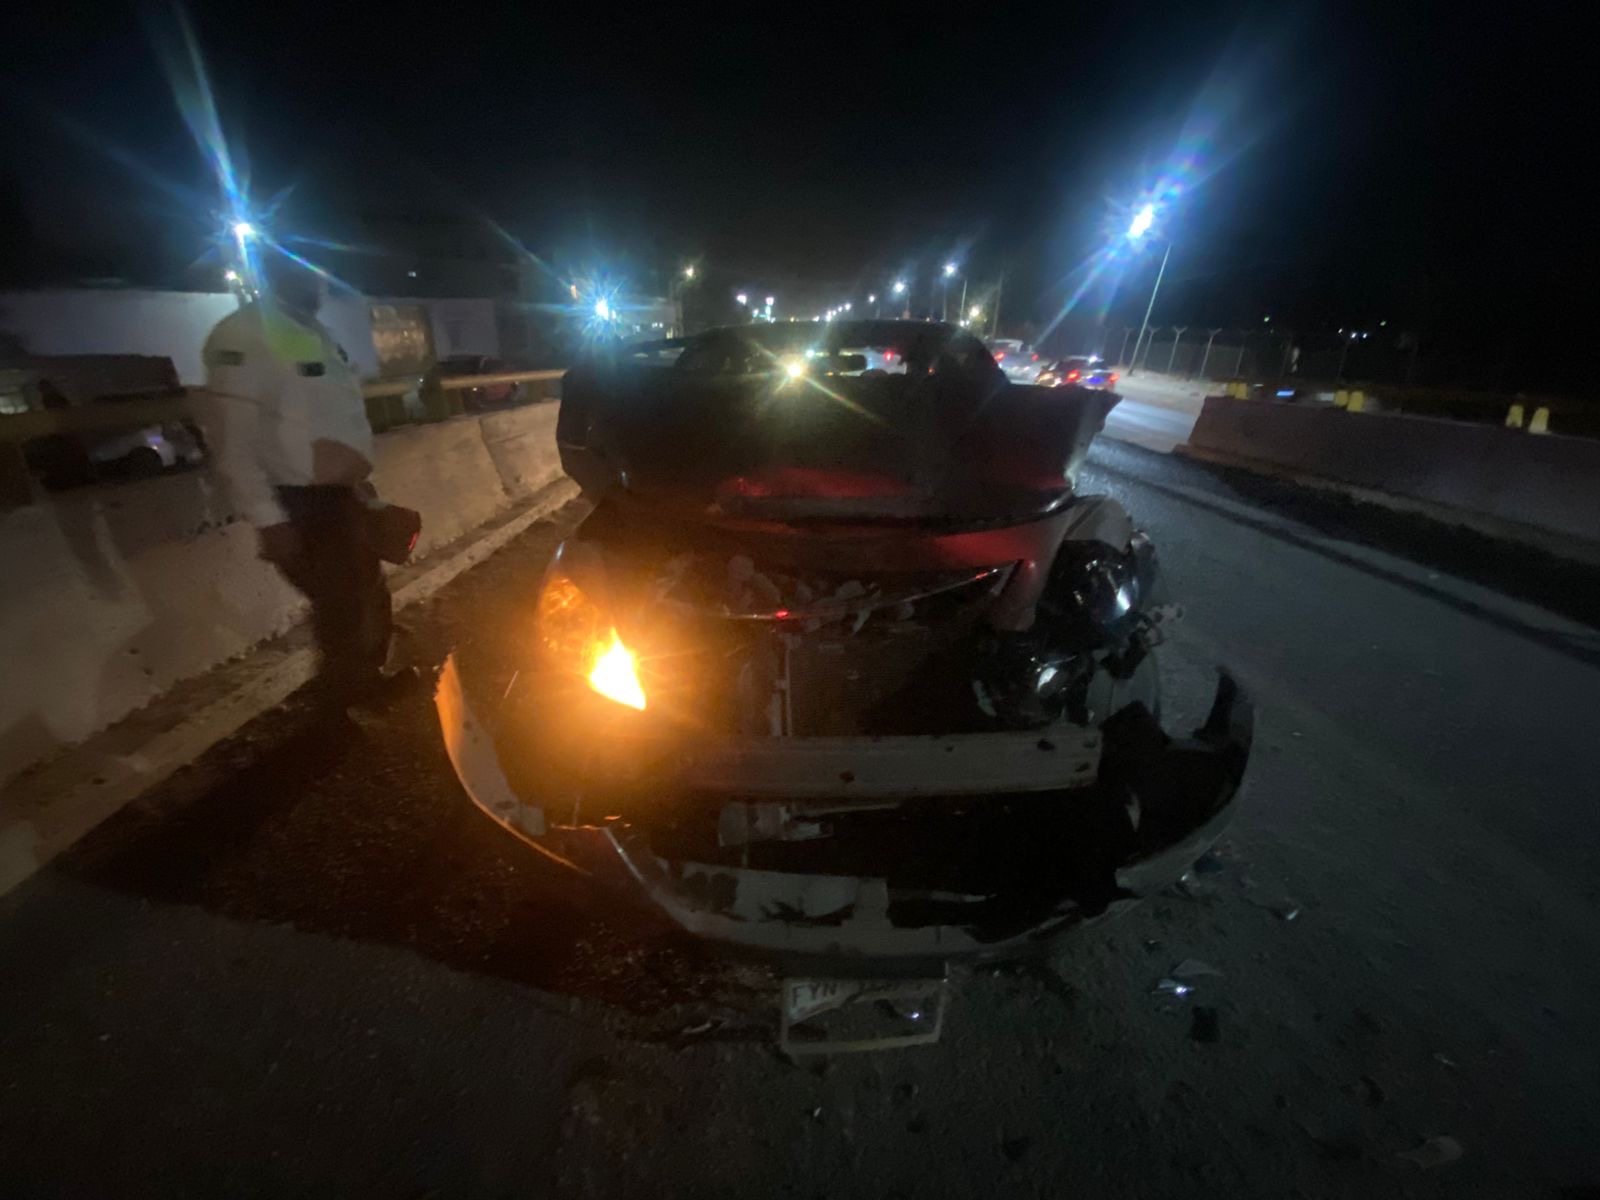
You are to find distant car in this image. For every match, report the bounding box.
[986,338,1044,383]
[1037,357,1119,391]
[8,357,206,487]
[439,355,524,409]
[87,422,205,477]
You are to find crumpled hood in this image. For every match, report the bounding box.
[559,365,1118,525]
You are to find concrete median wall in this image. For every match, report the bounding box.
[1185,396,1600,551]
[0,402,562,789]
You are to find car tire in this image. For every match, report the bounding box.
[125,446,165,478]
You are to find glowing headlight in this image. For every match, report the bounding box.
[780,356,807,380]
[537,573,647,710]
[587,631,647,711]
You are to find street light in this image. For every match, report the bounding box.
[891,280,906,294]
[683,265,696,280]
[735,293,748,306]
[594,297,612,321]
[969,304,982,320]
[231,220,256,243]
[939,263,960,320]
[843,301,852,311]
[1126,203,1171,376]
[765,295,775,307]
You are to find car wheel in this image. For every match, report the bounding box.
[125,446,165,478]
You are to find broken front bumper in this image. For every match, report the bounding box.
[436,656,1252,963]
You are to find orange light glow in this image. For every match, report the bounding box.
[587,630,647,710]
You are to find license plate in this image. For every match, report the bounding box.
[780,975,948,1054]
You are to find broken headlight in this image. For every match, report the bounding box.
[537,572,647,710]
[1039,533,1159,648]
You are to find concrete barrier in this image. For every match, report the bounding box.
[1184,395,1600,552]
[477,405,566,501]
[0,402,563,788]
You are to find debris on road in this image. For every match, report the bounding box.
[1171,958,1223,979]
[1396,1135,1464,1169]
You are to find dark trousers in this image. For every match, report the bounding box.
[274,485,393,699]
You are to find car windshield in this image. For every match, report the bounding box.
[671,321,997,378]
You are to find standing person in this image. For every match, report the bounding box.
[199,253,408,708]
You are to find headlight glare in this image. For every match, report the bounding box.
[537,573,647,710]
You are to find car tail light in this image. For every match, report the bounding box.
[1066,370,1081,382]
[994,351,1005,362]
[1109,372,1119,383]
[1031,353,1039,361]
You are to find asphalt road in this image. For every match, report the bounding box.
[4,437,1600,1198]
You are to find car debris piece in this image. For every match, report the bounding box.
[1171,958,1223,979]
[779,975,948,1055]
[1396,1136,1463,1169]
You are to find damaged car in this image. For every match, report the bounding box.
[435,320,1250,1043]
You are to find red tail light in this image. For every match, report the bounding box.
[1031,353,1039,361]
[1066,370,1081,382]
[1109,372,1119,383]
[994,351,1005,362]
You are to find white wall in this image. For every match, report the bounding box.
[420,298,499,359]
[0,289,240,385]
[0,289,499,383]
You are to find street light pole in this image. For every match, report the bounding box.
[990,272,1004,339]
[1128,241,1171,376]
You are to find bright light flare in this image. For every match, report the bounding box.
[943,262,957,277]
[1128,203,1156,239]
[594,297,612,320]
[231,220,256,242]
[782,357,807,380]
[735,293,748,305]
[891,280,907,294]
[969,304,982,319]
[765,295,775,307]
[588,631,646,711]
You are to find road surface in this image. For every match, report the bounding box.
[3,437,1599,1197]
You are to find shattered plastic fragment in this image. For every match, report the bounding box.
[1171,958,1223,979]
[1396,1136,1463,1169]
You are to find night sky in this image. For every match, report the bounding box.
[3,2,1592,383]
